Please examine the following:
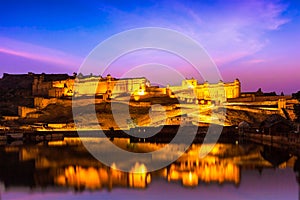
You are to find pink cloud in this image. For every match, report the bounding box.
[0,37,82,69]
[244,59,266,64]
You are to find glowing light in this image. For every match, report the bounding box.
[138,89,145,96]
[129,162,150,188]
[131,162,147,173]
[189,171,193,181]
[182,171,198,187]
[111,162,118,170]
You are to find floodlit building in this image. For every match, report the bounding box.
[30,73,241,103]
[32,73,75,98]
[169,78,241,103]
[74,74,149,99]
[32,73,149,99]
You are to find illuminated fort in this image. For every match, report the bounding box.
[167,78,240,103]
[32,73,149,99]
[30,73,240,101]
[2,72,297,126]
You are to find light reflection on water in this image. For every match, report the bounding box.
[0,137,299,200]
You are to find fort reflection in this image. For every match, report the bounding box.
[55,164,151,190]
[0,138,298,192]
[168,150,240,186]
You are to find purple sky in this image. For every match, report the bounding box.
[0,0,299,94]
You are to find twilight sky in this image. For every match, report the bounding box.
[0,0,299,93]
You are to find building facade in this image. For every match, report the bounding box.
[32,73,149,99]
[31,73,240,101]
[169,78,241,103]
[74,74,149,98]
[32,73,75,98]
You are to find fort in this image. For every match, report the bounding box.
[168,78,240,104]
[30,73,240,101]
[0,72,299,131]
[32,73,150,99]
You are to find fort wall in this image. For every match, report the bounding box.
[18,106,37,118]
[225,105,278,115]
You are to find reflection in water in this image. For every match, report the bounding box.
[55,163,151,190]
[168,152,240,186]
[0,137,299,199]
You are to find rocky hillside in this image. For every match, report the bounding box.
[13,100,271,129]
[0,74,34,116]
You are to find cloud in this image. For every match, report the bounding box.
[99,0,290,66]
[244,59,266,64]
[0,37,83,68]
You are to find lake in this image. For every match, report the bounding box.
[0,137,299,200]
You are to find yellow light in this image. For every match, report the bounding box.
[138,90,145,96]
[189,171,193,181]
[131,162,147,173]
[111,162,118,170]
[182,171,198,187]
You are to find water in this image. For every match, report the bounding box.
[0,138,299,200]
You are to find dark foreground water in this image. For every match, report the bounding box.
[0,138,299,200]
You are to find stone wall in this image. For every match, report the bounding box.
[129,101,151,107]
[18,106,37,118]
[225,105,278,115]
[34,97,72,109]
[228,95,293,103]
[33,77,74,98]
[34,97,57,109]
